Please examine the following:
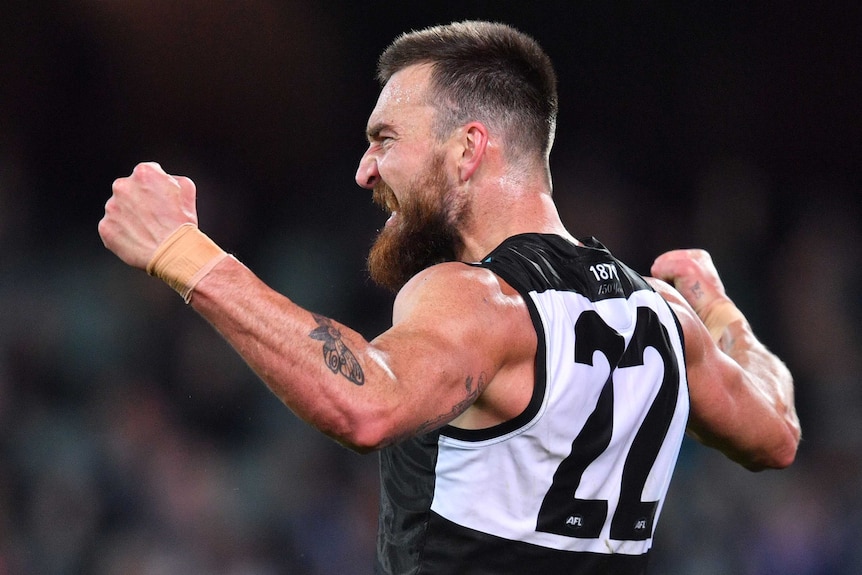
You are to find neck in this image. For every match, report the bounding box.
[456,188,577,262]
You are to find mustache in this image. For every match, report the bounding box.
[372,181,398,213]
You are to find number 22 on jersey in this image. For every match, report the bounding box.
[536,306,683,542]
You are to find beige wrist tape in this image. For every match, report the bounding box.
[701,300,747,343]
[146,223,228,303]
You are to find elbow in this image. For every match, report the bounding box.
[326,408,400,455]
[770,418,802,469]
[745,420,802,472]
[744,446,796,472]
[744,448,795,472]
[702,416,801,472]
[771,445,798,470]
[338,429,388,454]
[336,439,380,456]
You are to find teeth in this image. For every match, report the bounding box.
[373,182,399,213]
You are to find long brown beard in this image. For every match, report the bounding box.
[367,158,464,293]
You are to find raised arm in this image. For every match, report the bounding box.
[98,163,530,453]
[648,249,800,471]
[185,256,526,452]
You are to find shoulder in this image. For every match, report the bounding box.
[388,262,534,367]
[393,262,523,323]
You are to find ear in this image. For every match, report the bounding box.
[457,122,489,182]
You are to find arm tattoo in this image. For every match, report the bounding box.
[412,372,485,436]
[308,313,365,386]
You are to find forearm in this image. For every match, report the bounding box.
[720,320,800,463]
[651,249,800,469]
[688,313,800,470]
[188,256,394,451]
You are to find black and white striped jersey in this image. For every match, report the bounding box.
[375,234,690,575]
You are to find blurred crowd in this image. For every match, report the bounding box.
[1,2,860,574]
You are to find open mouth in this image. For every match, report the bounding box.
[373,181,401,225]
[385,193,398,213]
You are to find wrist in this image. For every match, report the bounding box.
[146,223,228,303]
[700,299,747,343]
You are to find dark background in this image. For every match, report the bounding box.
[1,2,860,573]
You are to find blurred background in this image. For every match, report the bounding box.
[1,1,860,573]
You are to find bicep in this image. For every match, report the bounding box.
[371,323,488,436]
[368,265,519,437]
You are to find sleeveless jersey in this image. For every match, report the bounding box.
[375,234,690,575]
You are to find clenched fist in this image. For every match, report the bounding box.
[98,162,199,269]
[650,249,729,316]
[651,249,745,343]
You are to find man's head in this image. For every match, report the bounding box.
[377,20,558,163]
[359,21,559,292]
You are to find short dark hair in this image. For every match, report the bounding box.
[377,21,558,161]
